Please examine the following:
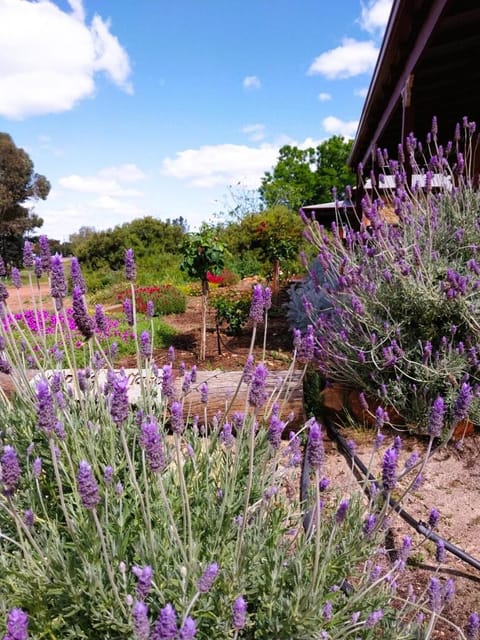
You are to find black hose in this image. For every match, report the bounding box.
[321,413,480,573]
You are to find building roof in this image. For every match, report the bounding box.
[349,0,480,169]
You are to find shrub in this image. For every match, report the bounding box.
[0,248,468,638]
[211,291,251,335]
[297,117,480,433]
[117,284,186,316]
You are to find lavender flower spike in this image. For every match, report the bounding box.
[249,284,265,323]
[1,445,21,496]
[465,613,480,640]
[11,267,21,289]
[140,331,152,359]
[197,562,219,593]
[133,600,150,640]
[307,420,325,471]
[428,395,445,437]
[170,401,184,434]
[50,253,67,309]
[77,460,100,510]
[248,363,268,409]
[382,447,398,491]
[179,617,197,640]
[232,596,247,630]
[140,419,166,472]
[70,256,87,294]
[151,603,177,640]
[132,565,153,599]
[125,248,136,281]
[35,379,57,435]
[23,240,35,268]
[110,373,129,426]
[3,607,29,640]
[72,286,94,340]
[39,235,51,272]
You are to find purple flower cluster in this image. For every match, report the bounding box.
[1,445,21,496]
[307,420,325,471]
[248,363,268,409]
[140,418,166,472]
[197,562,219,593]
[77,460,100,510]
[2,608,29,640]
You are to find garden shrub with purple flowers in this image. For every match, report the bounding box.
[297,118,480,434]
[0,243,471,637]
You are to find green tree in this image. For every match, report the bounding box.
[238,206,303,291]
[180,227,226,360]
[259,136,355,211]
[0,133,50,265]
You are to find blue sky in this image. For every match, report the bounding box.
[0,0,393,241]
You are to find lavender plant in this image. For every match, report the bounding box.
[297,117,480,432]
[0,246,469,638]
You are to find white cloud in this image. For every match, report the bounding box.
[318,92,332,102]
[322,116,359,138]
[359,0,393,34]
[162,143,278,188]
[98,164,147,182]
[0,0,132,119]
[241,123,266,142]
[58,164,145,197]
[307,38,379,79]
[354,87,369,98]
[243,75,261,90]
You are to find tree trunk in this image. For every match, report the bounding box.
[200,279,209,361]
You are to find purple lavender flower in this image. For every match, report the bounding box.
[404,451,419,469]
[3,608,29,640]
[132,565,153,599]
[70,257,87,294]
[110,374,129,426]
[140,331,152,359]
[140,419,166,472]
[77,460,100,510]
[200,382,208,404]
[428,508,440,529]
[162,365,175,401]
[466,613,480,640]
[263,287,272,311]
[94,304,107,333]
[249,284,264,323]
[170,401,184,434]
[197,562,219,593]
[428,396,445,437]
[363,513,376,537]
[34,256,43,279]
[220,422,234,448]
[152,603,177,640]
[167,346,175,363]
[104,465,113,485]
[299,325,315,361]
[365,609,383,628]
[428,576,442,613]
[50,254,67,309]
[0,281,9,306]
[322,601,333,621]
[125,248,136,281]
[267,415,284,450]
[436,540,446,563]
[36,379,57,435]
[24,509,35,528]
[243,354,254,384]
[334,499,349,524]
[319,477,329,492]
[307,420,325,471]
[22,241,34,269]
[39,235,51,272]
[453,382,473,425]
[190,365,197,383]
[232,596,247,630]
[382,447,398,491]
[123,298,134,326]
[72,286,94,340]
[147,300,155,318]
[32,457,42,478]
[1,446,21,496]
[133,600,150,640]
[179,617,197,640]
[182,373,192,395]
[11,267,21,289]
[248,363,268,409]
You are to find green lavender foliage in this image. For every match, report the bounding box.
[296,120,480,431]
[0,257,447,639]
